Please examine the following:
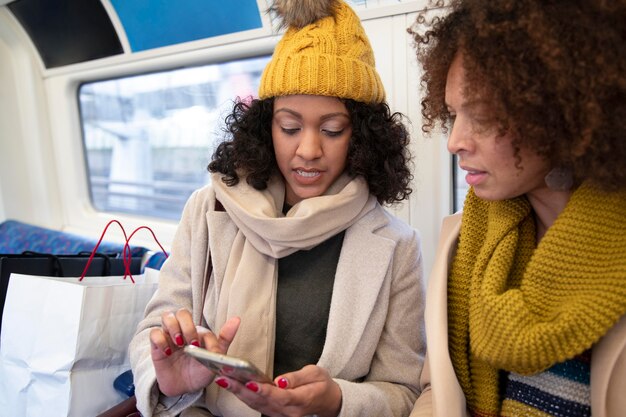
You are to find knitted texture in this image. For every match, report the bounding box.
[448,183,626,416]
[259,0,385,103]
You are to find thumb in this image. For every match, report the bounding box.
[274,364,324,389]
[217,316,241,352]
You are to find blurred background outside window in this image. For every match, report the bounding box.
[79,55,271,220]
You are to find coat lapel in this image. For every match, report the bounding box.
[590,314,626,417]
[426,213,468,417]
[318,207,395,376]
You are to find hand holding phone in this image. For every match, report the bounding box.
[183,345,273,384]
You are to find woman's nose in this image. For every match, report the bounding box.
[447,117,471,155]
[296,130,323,160]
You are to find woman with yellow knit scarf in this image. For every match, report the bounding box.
[409,1,626,417]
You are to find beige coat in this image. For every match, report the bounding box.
[411,213,626,417]
[130,184,426,417]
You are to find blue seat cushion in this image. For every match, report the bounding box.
[0,220,147,257]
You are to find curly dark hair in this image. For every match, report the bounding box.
[208,97,413,204]
[409,0,626,190]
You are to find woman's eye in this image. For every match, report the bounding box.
[322,129,344,137]
[447,113,457,127]
[281,127,300,135]
[470,116,498,134]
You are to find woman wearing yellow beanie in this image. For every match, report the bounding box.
[129,1,425,416]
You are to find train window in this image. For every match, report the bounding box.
[78,55,271,221]
[452,154,469,212]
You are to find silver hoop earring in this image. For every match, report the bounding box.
[544,167,573,191]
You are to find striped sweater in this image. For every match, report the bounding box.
[500,351,591,417]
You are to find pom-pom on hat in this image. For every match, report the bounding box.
[259,0,386,104]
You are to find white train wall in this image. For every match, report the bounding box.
[0,0,451,278]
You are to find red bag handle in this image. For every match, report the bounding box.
[79,219,168,283]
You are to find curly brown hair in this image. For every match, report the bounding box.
[208,97,413,204]
[409,0,626,190]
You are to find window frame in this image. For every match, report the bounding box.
[44,36,279,249]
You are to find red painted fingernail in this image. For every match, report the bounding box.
[215,377,229,389]
[174,334,184,346]
[277,377,288,389]
[164,347,172,356]
[245,381,259,392]
[190,339,200,347]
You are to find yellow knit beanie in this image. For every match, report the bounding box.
[259,0,386,104]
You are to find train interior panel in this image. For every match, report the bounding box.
[0,1,460,278]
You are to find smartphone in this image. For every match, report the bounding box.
[183,345,273,384]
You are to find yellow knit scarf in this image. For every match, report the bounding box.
[448,183,626,417]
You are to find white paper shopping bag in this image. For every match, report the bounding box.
[0,268,159,417]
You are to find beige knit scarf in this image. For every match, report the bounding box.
[207,172,376,417]
[448,183,626,417]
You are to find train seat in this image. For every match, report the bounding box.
[0,219,148,256]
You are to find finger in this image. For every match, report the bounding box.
[197,328,218,352]
[236,380,302,416]
[274,366,342,416]
[217,316,241,351]
[214,377,269,405]
[150,328,173,358]
[161,310,184,347]
[175,308,200,346]
[275,364,327,389]
[214,374,314,417]
[203,316,241,353]
[213,376,244,392]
